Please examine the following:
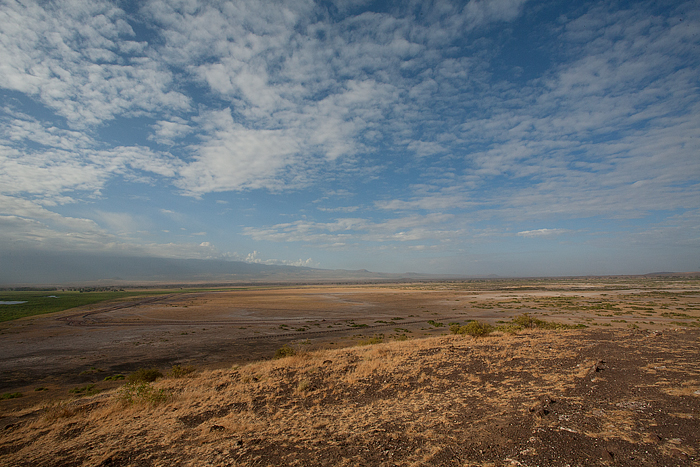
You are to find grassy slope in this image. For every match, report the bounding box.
[1,328,698,466]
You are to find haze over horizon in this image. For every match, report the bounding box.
[1,0,699,279]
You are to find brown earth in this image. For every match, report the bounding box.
[1,279,699,466]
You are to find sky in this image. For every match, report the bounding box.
[0,0,699,278]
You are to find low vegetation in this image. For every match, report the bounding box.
[69,384,99,396]
[358,335,384,345]
[274,345,296,359]
[104,374,125,381]
[450,314,589,338]
[127,367,163,383]
[3,327,698,466]
[118,382,169,405]
[0,290,170,322]
[450,320,494,337]
[168,364,196,378]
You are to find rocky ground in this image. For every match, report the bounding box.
[1,327,699,466]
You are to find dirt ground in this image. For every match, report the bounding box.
[1,279,699,409]
[1,278,699,465]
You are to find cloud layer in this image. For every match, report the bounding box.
[1,0,698,276]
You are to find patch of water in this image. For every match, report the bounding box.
[0,301,27,305]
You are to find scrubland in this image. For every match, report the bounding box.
[1,278,699,466]
[2,326,700,466]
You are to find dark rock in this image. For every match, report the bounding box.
[529,394,555,416]
[600,448,614,461]
[538,394,555,405]
[210,424,225,432]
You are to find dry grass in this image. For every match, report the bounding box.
[2,326,698,466]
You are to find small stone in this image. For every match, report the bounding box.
[668,448,688,460]
[529,394,554,416]
[538,394,556,405]
[600,448,614,461]
[210,425,225,432]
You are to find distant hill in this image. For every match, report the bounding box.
[0,252,447,286]
[643,271,700,277]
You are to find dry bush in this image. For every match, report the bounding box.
[41,401,81,422]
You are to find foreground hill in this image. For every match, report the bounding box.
[1,328,699,466]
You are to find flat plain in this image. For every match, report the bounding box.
[1,277,699,466]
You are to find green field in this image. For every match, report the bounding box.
[0,290,170,322]
[0,286,271,322]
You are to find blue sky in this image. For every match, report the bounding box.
[0,0,698,277]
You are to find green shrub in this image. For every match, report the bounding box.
[427,320,444,327]
[127,367,162,383]
[1,392,23,400]
[69,384,99,396]
[511,313,558,329]
[168,364,195,378]
[274,345,296,359]
[104,374,125,381]
[451,321,493,338]
[358,335,384,345]
[79,367,104,375]
[118,382,169,405]
[496,313,587,333]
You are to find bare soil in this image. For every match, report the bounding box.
[1,279,699,466]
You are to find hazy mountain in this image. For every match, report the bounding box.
[0,252,428,286]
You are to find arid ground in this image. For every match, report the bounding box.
[1,278,699,465]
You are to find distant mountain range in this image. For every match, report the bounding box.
[2,252,697,286]
[0,252,450,286]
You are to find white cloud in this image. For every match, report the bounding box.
[93,211,141,235]
[0,138,181,203]
[150,118,193,145]
[0,194,230,261]
[0,0,189,128]
[516,228,571,238]
[244,250,319,267]
[243,213,460,246]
